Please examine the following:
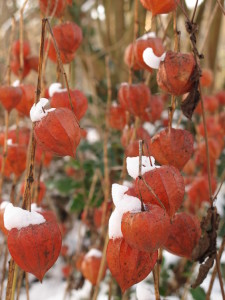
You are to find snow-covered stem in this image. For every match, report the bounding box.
[92,235,109,300]
[46,19,80,127]
[206,236,225,299]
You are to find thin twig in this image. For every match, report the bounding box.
[19,0,29,82]
[0,244,8,300]
[153,265,160,300]
[216,0,225,15]
[215,253,225,299]
[213,171,225,201]
[206,236,225,300]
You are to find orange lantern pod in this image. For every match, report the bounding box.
[121,205,170,253]
[141,94,164,123]
[7,207,62,282]
[39,0,68,17]
[215,90,225,106]
[121,126,150,148]
[0,202,9,235]
[45,38,76,64]
[124,44,141,70]
[81,249,107,285]
[118,83,150,117]
[15,85,36,117]
[6,144,27,177]
[11,58,31,79]
[51,88,88,121]
[157,51,196,96]
[163,212,201,258]
[0,86,22,112]
[148,128,194,170]
[35,145,53,167]
[12,40,31,58]
[27,56,39,72]
[33,105,81,157]
[140,0,179,15]
[135,166,185,217]
[107,105,127,130]
[107,237,157,293]
[200,68,213,87]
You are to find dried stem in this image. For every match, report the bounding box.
[138,140,145,212]
[0,111,9,198]
[129,0,139,85]
[0,244,8,300]
[215,253,225,299]
[22,18,47,210]
[206,236,225,299]
[92,235,109,300]
[213,170,225,201]
[153,265,160,300]
[5,260,16,300]
[199,85,213,204]
[16,270,23,300]
[216,0,225,15]
[25,273,30,300]
[19,0,29,82]
[11,264,19,300]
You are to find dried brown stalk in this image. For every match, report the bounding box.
[153,265,161,300]
[19,0,29,82]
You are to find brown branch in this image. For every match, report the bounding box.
[19,0,29,82]
[213,171,225,201]
[153,265,160,300]
[0,244,8,300]
[216,0,225,15]
[215,253,225,299]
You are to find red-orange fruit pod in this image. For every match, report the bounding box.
[134,36,165,71]
[53,22,83,54]
[27,56,39,72]
[107,237,157,293]
[93,201,113,228]
[148,128,194,170]
[121,126,150,148]
[141,95,164,123]
[157,51,196,96]
[34,108,81,157]
[7,213,62,281]
[163,212,201,258]
[135,166,185,217]
[81,250,107,285]
[12,40,31,58]
[39,0,67,17]
[35,145,53,166]
[186,176,217,213]
[121,205,170,253]
[0,128,30,147]
[140,0,179,16]
[0,86,22,112]
[45,38,76,64]
[51,90,88,121]
[10,58,31,79]
[15,85,35,117]
[200,68,213,87]
[6,145,27,177]
[0,204,9,235]
[107,105,127,130]
[215,90,225,106]
[118,83,150,117]
[124,44,141,70]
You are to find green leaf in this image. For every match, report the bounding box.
[50,177,81,194]
[190,287,206,300]
[70,193,85,212]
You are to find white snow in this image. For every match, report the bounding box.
[136,282,155,300]
[111,184,128,206]
[108,209,123,239]
[86,128,100,144]
[137,32,156,40]
[109,184,142,239]
[4,203,46,230]
[12,80,20,87]
[85,248,102,258]
[0,201,9,210]
[126,156,156,179]
[48,82,66,97]
[143,48,166,69]
[30,98,56,122]
[7,139,13,146]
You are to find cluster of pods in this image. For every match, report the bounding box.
[0,0,88,282]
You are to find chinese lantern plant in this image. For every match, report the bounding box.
[107,237,157,293]
[30,98,81,157]
[15,84,36,117]
[134,165,185,217]
[118,82,151,117]
[121,204,170,252]
[39,0,69,17]
[49,83,88,120]
[6,144,27,177]
[0,85,23,112]
[140,0,179,16]
[107,105,127,131]
[163,212,201,259]
[124,33,165,72]
[81,249,107,285]
[148,128,194,170]
[5,204,62,281]
[0,201,9,235]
